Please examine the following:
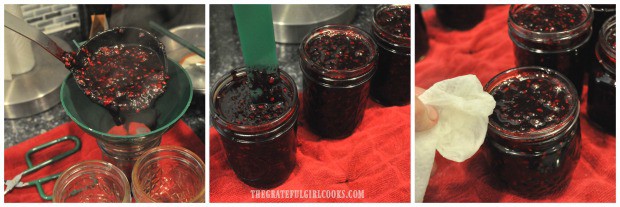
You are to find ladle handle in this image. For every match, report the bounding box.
[4,10,68,63]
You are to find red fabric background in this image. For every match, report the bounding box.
[210,99,411,202]
[4,121,205,203]
[415,5,616,202]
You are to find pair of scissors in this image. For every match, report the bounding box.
[4,136,81,200]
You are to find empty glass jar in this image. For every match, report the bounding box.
[53,160,130,203]
[131,145,205,202]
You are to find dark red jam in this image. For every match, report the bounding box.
[214,69,292,126]
[304,30,372,71]
[587,16,616,134]
[370,4,411,106]
[71,44,169,123]
[435,4,486,30]
[509,4,593,96]
[415,5,429,62]
[300,25,377,139]
[212,67,298,188]
[490,75,572,132]
[484,67,581,197]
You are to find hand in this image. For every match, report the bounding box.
[415,87,438,132]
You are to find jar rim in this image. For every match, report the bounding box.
[508,4,593,37]
[210,67,299,134]
[131,145,205,202]
[484,66,580,142]
[371,4,411,47]
[299,24,378,79]
[53,160,131,203]
[598,15,616,74]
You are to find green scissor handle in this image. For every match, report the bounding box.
[24,136,81,200]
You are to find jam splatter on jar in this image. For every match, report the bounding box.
[484,66,581,197]
[509,4,593,96]
[299,25,377,139]
[415,5,429,62]
[211,67,299,188]
[588,15,616,134]
[435,4,486,30]
[370,4,411,106]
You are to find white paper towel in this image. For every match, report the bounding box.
[415,74,496,202]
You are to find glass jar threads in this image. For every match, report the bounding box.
[484,66,581,197]
[587,15,616,133]
[508,4,594,96]
[211,67,299,188]
[52,160,130,203]
[299,25,377,139]
[132,145,205,202]
[435,4,486,30]
[370,4,411,106]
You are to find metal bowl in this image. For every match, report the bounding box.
[160,24,205,94]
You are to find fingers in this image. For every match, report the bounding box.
[415,87,438,132]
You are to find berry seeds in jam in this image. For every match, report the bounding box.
[370,4,411,106]
[67,44,168,125]
[304,30,371,71]
[300,25,377,139]
[489,74,572,132]
[509,4,593,96]
[214,68,293,127]
[485,67,581,197]
[212,68,298,188]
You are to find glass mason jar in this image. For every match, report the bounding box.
[299,25,378,139]
[211,67,299,188]
[509,4,594,96]
[587,15,616,133]
[484,66,581,197]
[591,5,616,47]
[132,145,205,202]
[435,4,486,30]
[53,160,130,203]
[370,4,411,106]
[415,5,429,62]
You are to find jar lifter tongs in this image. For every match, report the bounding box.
[4,136,81,200]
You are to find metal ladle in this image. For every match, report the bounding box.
[4,11,168,125]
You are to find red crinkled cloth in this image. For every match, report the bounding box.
[415,5,615,202]
[4,121,205,202]
[210,99,411,202]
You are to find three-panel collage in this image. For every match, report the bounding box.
[0,2,616,205]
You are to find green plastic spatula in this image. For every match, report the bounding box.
[233,5,278,99]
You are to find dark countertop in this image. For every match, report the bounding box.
[209,4,377,91]
[4,5,205,148]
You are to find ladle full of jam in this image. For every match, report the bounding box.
[5,11,168,125]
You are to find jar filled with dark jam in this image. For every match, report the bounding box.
[435,4,486,30]
[370,4,411,106]
[415,5,429,62]
[211,67,299,188]
[509,4,594,96]
[484,66,581,197]
[591,5,616,47]
[299,25,377,139]
[587,15,616,134]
